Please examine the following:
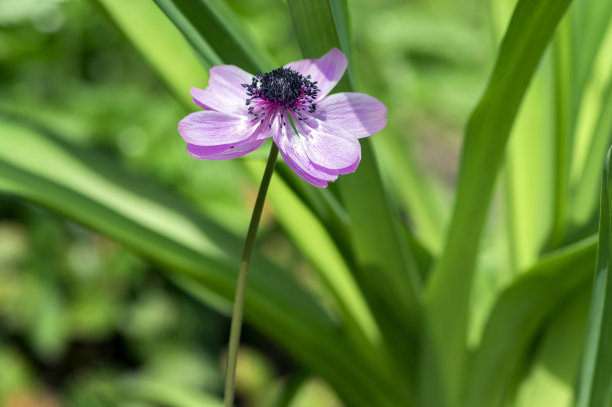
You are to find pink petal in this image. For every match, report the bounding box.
[191,65,253,115]
[187,138,266,160]
[285,48,347,100]
[178,110,258,146]
[271,116,338,187]
[313,93,387,139]
[293,114,361,173]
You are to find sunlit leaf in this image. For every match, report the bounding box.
[577,146,612,407]
[514,284,590,407]
[286,1,423,394]
[152,0,275,72]
[465,236,596,407]
[422,0,575,404]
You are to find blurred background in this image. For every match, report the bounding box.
[0,0,491,405]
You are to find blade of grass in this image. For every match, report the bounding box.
[95,0,209,109]
[244,158,408,403]
[514,283,590,407]
[570,22,612,229]
[573,0,612,95]
[422,0,575,405]
[111,378,224,407]
[576,146,612,407]
[287,0,423,391]
[547,18,574,249]
[504,55,555,271]
[465,236,596,407]
[548,0,612,248]
[152,0,274,72]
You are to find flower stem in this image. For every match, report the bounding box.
[224,143,279,407]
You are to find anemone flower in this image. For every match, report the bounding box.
[178,48,386,187]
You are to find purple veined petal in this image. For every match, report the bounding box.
[178,110,258,146]
[313,92,387,139]
[187,138,266,160]
[293,114,361,173]
[191,65,253,116]
[285,48,347,100]
[271,116,338,187]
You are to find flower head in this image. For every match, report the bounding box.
[178,48,386,187]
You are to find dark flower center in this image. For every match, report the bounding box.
[260,68,302,107]
[242,67,319,126]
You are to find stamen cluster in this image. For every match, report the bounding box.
[242,67,319,127]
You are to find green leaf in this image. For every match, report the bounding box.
[465,236,596,407]
[287,0,354,91]
[573,0,612,95]
[152,0,275,72]
[0,115,389,407]
[422,0,574,404]
[245,158,383,354]
[504,55,555,271]
[95,0,209,109]
[286,0,423,391]
[547,18,574,248]
[559,0,612,243]
[577,146,612,407]
[112,378,224,407]
[570,22,612,230]
[514,283,590,407]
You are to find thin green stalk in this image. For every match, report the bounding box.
[224,143,279,407]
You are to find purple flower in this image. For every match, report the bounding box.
[178,48,387,187]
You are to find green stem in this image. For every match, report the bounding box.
[224,143,279,407]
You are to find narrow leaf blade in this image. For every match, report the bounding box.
[423,0,575,404]
[153,0,275,72]
[466,236,596,407]
[286,0,423,390]
[577,146,612,407]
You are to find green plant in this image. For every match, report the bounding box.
[2,0,612,406]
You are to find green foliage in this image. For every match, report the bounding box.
[577,147,612,407]
[2,0,612,406]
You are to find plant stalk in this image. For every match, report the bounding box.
[224,143,279,407]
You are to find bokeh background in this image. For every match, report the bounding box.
[0,0,493,405]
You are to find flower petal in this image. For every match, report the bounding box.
[293,114,361,173]
[187,138,266,160]
[178,110,258,146]
[271,116,337,187]
[313,92,387,139]
[285,48,347,99]
[191,65,253,115]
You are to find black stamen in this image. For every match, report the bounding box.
[242,67,319,118]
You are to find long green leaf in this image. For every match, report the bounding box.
[504,55,555,271]
[244,158,408,403]
[112,378,224,407]
[0,115,392,407]
[547,18,574,248]
[577,146,612,407]
[465,236,596,407]
[573,0,612,95]
[422,0,575,405]
[570,22,612,230]
[95,0,209,109]
[152,0,274,72]
[286,0,423,391]
[514,283,590,407]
